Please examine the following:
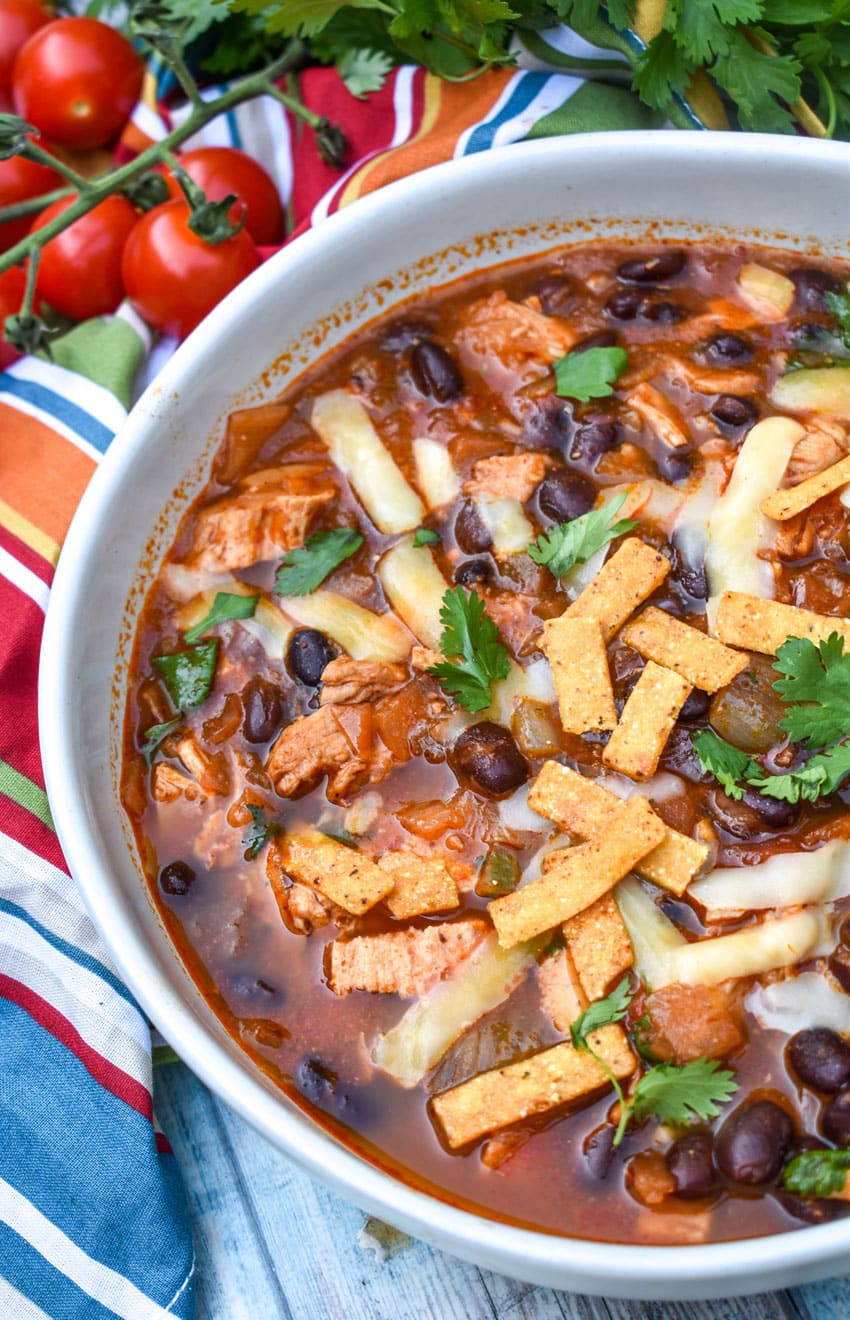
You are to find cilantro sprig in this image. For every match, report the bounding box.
[183,591,258,644]
[412,527,441,548]
[691,729,756,802]
[141,717,182,764]
[274,527,364,597]
[552,345,629,403]
[783,1149,850,1199]
[243,803,283,860]
[569,978,738,1146]
[427,586,511,713]
[692,726,850,806]
[153,640,219,712]
[528,492,637,579]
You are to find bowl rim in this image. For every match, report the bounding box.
[39,128,850,1294]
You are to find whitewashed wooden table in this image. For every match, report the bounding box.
[154,1060,850,1320]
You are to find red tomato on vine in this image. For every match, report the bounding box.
[122,200,259,340]
[0,0,51,108]
[30,193,138,320]
[165,148,284,247]
[12,17,143,149]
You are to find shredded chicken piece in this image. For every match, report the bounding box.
[625,382,690,449]
[174,732,229,795]
[327,918,489,998]
[537,946,582,1034]
[463,451,550,503]
[266,840,340,934]
[186,475,334,572]
[410,645,440,673]
[455,292,576,406]
[786,423,847,486]
[152,762,204,804]
[266,703,383,803]
[319,657,409,707]
[662,354,761,397]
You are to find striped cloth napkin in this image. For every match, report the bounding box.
[0,30,678,1318]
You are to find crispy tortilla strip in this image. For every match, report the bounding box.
[565,538,671,642]
[563,893,634,1003]
[379,850,460,919]
[527,761,707,896]
[541,616,616,733]
[327,918,488,998]
[621,606,748,693]
[714,592,850,654]
[760,453,850,522]
[489,798,665,948]
[431,1023,635,1149]
[279,830,394,915]
[602,662,692,781]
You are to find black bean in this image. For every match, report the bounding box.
[656,448,692,483]
[287,628,334,686]
[741,787,802,831]
[788,1029,850,1094]
[536,468,596,523]
[643,299,684,324]
[381,319,434,352]
[241,675,283,744]
[537,272,575,317]
[568,417,619,468]
[776,1190,850,1224]
[791,267,844,313]
[410,340,464,402]
[583,1124,616,1180]
[711,394,758,429]
[524,403,572,450]
[829,946,850,995]
[159,860,195,897]
[672,555,708,602]
[454,500,493,554]
[605,287,643,321]
[678,688,712,723]
[617,250,686,285]
[822,1088,850,1146]
[666,1129,716,1199]
[453,721,529,798]
[297,1056,338,1103]
[454,557,492,588]
[704,333,754,365]
[574,330,619,352]
[715,1100,795,1185]
[660,725,709,781]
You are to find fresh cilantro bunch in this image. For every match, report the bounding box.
[528,492,637,579]
[427,586,511,713]
[570,976,738,1146]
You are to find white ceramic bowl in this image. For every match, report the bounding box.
[41,130,850,1299]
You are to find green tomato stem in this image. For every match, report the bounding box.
[24,140,90,192]
[0,184,75,224]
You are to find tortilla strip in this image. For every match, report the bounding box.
[379,850,460,920]
[489,798,665,948]
[602,662,692,781]
[714,592,850,654]
[760,453,850,522]
[431,1024,635,1149]
[541,616,616,733]
[565,538,671,642]
[621,606,748,693]
[563,893,634,1003]
[527,761,708,897]
[280,830,394,915]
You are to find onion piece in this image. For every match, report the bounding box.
[278,590,410,662]
[746,971,850,1036]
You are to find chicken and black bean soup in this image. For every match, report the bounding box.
[123,238,850,1244]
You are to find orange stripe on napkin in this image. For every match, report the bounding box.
[0,405,95,546]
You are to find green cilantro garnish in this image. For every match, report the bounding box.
[825,287,850,349]
[141,717,181,763]
[412,527,441,548]
[153,640,219,711]
[691,729,756,801]
[569,979,738,1145]
[274,527,364,597]
[552,346,629,403]
[527,492,637,579]
[337,47,394,98]
[748,743,850,805]
[243,803,283,860]
[783,1149,850,1199]
[427,586,511,713]
[772,633,850,748]
[183,591,258,644]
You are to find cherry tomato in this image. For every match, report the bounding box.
[0,0,51,107]
[13,17,143,149]
[0,152,61,254]
[122,200,259,340]
[0,266,26,367]
[165,147,284,247]
[30,193,138,320]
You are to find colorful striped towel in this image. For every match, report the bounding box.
[0,31,678,1317]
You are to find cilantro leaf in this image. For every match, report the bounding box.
[337,47,394,98]
[264,0,386,39]
[141,717,181,764]
[825,287,850,350]
[629,1057,739,1127]
[772,633,850,747]
[783,1149,850,1198]
[183,591,258,644]
[527,492,637,579]
[633,29,694,109]
[243,803,283,860]
[427,586,511,713]
[691,729,756,800]
[712,29,801,133]
[552,345,629,403]
[153,641,218,711]
[274,527,364,597]
[570,976,633,1050]
[412,527,441,547]
[748,741,850,804]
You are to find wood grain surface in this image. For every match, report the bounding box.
[154,1063,848,1320]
